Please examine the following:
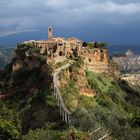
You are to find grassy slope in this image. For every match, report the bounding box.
[80,71,139,139]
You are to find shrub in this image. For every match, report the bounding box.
[23,127,90,140]
[78,96,96,109]
[0,119,21,140]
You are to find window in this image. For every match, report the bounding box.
[89,58,91,62]
[59,51,63,56]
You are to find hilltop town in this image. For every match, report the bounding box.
[21,27,109,73]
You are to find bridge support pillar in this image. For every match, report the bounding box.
[62,110,65,121]
[64,112,68,123]
[58,98,60,107]
[60,105,62,115]
[53,65,72,124]
[67,115,71,123]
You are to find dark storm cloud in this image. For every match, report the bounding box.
[0,0,140,39]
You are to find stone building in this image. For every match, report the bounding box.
[23,27,83,62]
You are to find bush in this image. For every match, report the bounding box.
[107,86,121,104]
[0,119,21,140]
[76,56,84,67]
[23,127,90,140]
[78,96,96,109]
[69,57,84,72]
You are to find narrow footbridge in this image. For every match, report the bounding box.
[53,61,74,123]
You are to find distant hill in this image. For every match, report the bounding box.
[109,44,140,55]
[0,47,15,69]
[112,50,140,73]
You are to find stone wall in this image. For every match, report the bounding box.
[80,48,109,73]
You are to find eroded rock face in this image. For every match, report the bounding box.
[112,50,140,73]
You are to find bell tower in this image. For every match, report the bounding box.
[48,27,53,40]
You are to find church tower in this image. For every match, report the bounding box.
[48,27,53,40]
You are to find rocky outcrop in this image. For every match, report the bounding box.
[112,50,140,73]
[11,45,47,72]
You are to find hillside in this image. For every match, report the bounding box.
[59,61,140,139]
[0,44,139,140]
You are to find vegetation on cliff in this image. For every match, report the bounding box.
[82,41,107,49]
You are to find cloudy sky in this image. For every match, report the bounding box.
[0,0,140,45]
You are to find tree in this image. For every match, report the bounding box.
[94,42,107,48]
[82,42,88,47]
